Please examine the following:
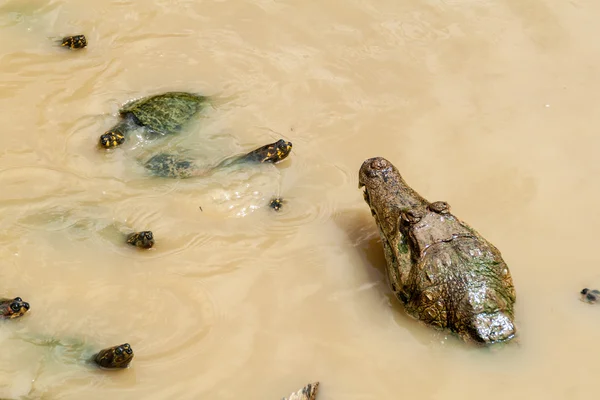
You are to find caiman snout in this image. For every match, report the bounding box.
[358,157,393,188]
[368,157,389,170]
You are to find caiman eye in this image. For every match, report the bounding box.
[10,303,20,312]
[13,297,22,302]
[115,347,123,355]
[429,201,450,214]
[401,209,424,224]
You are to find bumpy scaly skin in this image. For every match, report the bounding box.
[61,35,87,49]
[358,157,516,344]
[0,297,30,319]
[99,92,207,149]
[94,343,134,369]
[144,139,293,178]
[126,231,154,249]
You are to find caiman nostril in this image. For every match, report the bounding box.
[370,158,388,170]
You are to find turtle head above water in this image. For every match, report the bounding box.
[99,131,125,149]
[126,231,155,249]
[94,343,134,369]
[258,139,293,163]
[0,297,30,319]
[234,139,293,164]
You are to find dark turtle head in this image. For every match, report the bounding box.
[126,231,154,249]
[269,197,284,211]
[0,297,30,319]
[61,35,87,49]
[94,343,134,369]
[266,139,293,163]
[99,131,125,149]
[242,139,293,164]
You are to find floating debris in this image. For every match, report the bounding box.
[581,288,600,304]
[282,382,319,400]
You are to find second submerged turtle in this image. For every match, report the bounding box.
[19,335,134,369]
[144,139,293,178]
[99,92,209,149]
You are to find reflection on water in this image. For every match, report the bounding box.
[0,0,599,398]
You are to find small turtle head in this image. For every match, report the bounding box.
[99,131,125,149]
[1,297,30,319]
[272,139,293,162]
[61,35,87,49]
[94,343,134,369]
[269,197,284,211]
[127,231,154,249]
[259,139,292,163]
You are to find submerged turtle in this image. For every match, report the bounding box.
[72,220,154,250]
[60,34,87,49]
[0,297,30,319]
[144,138,293,178]
[359,157,517,344]
[99,92,209,149]
[16,208,155,251]
[20,335,134,369]
[580,288,600,304]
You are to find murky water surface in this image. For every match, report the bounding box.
[0,0,599,398]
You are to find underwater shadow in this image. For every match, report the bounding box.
[332,207,455,347]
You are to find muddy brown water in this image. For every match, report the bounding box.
[0,0,599,399]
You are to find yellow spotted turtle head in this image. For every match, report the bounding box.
[60,35,87,49]
[0,297,30,319]
[99,131,125,149]
[126,231,154,249]
[94,343,134,369]
[269,197,284,211]
[255,139,293,163]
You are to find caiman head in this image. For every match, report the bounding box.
[359,157,516,345]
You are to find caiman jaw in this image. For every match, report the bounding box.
[360,187,377,218]
[358,176,365,189]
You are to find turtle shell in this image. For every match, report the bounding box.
[120,92,207,135]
